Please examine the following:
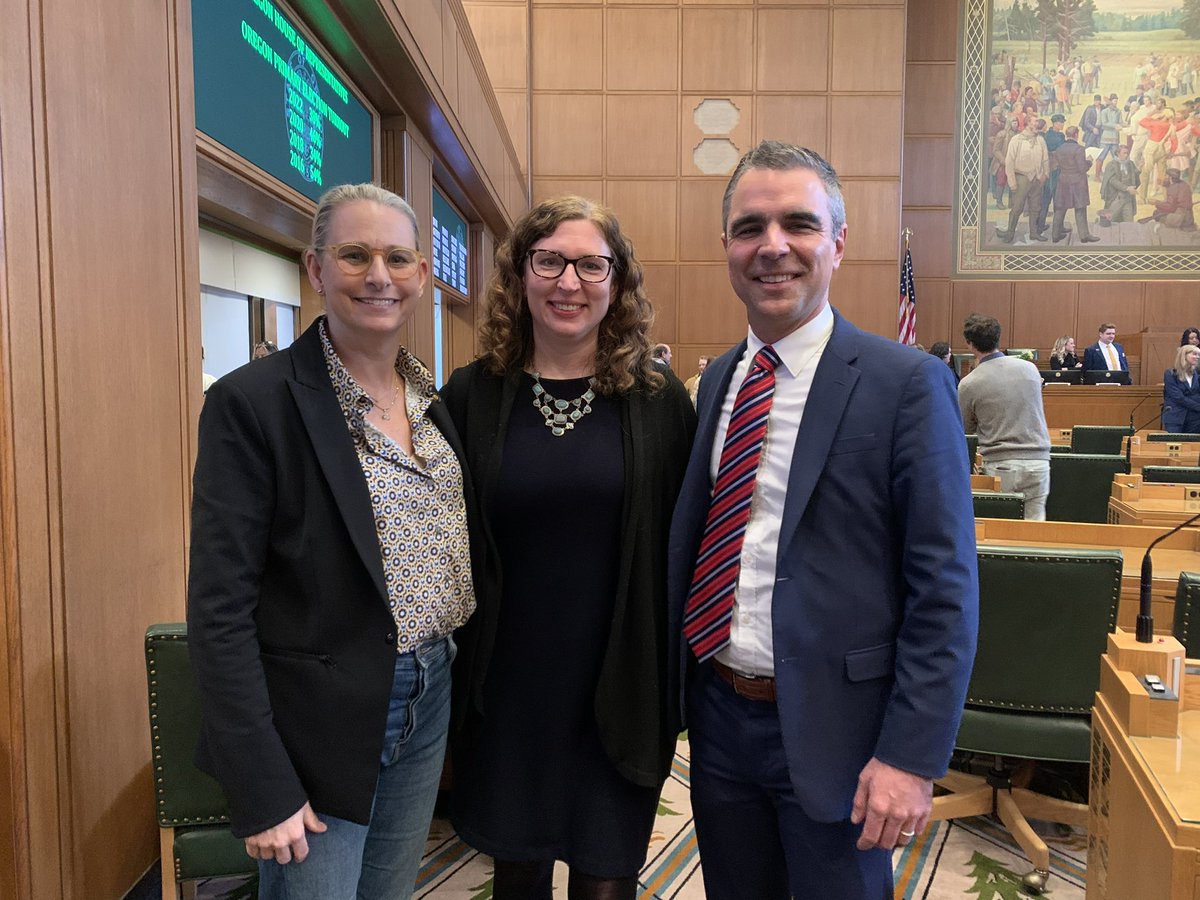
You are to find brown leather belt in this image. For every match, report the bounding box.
[712,660,776,702]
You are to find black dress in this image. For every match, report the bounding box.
[450,374,660,875]
[1049,351,1079,370]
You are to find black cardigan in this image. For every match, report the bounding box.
[441,360,696,787]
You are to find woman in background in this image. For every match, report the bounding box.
[928,341,958,383]
[1180,327,1199,347]
[443,195,695,900]
[1049,335,1082,369]
[189,183,473,899]
[1163,343,1200,433]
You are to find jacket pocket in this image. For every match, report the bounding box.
[829,433,876,456]
[259,644,337,668]
[844,642,895,682]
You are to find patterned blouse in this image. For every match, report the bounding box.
[320,319,475,653]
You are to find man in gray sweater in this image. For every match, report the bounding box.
[958,313,1051,520]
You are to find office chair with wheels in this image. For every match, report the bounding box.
[145,624,256,899]
[927,546,1123,895]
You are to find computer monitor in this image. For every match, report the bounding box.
[1083,370,1132,385]
[1039,369,1083,384]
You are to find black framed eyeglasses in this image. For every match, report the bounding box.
[527,249,614,283]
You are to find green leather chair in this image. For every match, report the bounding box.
[972,491,1025,519]
[965,433,979,472]
[145,624,255,898]
[1147,432,1200,442]
[1069,424,1132,455]
[929,546,1123,894]
[1142,466,1200,484]
[1174,571,1200,658]
[1045,453,1128,523]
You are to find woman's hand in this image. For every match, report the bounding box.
[244,802,327,864]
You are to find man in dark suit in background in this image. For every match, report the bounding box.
[1082,322,1129,371]
[668,141,979,899]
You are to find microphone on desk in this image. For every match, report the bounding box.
[1137,506,1200,643]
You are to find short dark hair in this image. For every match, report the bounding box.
[721,140,846,235]
[1098,322,1116,333]
[963,314,1001,353]
[929,341,952,359]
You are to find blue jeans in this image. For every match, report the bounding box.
[257,635,454,900]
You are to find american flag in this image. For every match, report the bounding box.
[897,248,916,345]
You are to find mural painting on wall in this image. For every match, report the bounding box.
[956,0,1200,277]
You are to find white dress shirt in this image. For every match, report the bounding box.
[710,302,835,676]
[1102,341,1120,370]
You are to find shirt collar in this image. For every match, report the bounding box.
[318,317,437,425]
[747,302,834,378]
[979,351,1006,364]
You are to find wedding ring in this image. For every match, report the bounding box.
[899,830,916,837]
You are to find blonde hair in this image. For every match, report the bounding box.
[1174,344,1199,381]
[1050,335,1073,364]
[478,195,661,395]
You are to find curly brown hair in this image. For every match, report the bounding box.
[478,195,662,395]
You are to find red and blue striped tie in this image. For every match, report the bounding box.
[684,345,782,662]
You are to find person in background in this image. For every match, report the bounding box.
[928,341,958,383]
[669,141,977,898]
[1048,335,1082,369]
[959,313,1052,521]
[253,340,280,359]
[442,195,695,900]
[1082,322,1129,371]
[685,355,711,405]
[652,342,673,369]
[188,183,474,900]
[1163,344,1200,433]
[1179,327,1199,347]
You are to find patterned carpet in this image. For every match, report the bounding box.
[196,738,1088,899]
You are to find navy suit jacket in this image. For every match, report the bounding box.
[1162,368,1200,432]
[667,310,979,823]
[1083,341,1128,371]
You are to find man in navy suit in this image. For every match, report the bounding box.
[1082,322,1128,371]
[668,142,978,898]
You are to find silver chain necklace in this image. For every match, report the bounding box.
[531,372,596,437]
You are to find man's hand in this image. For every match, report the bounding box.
[244,802,327,864]
[850,758,933,851]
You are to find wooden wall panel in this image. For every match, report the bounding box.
[677,265,745,343]
[901,136,956,207]
[604,180,679,261]
[831,9,905,92]
[951,281,1014,337]
[1011,283,1079,348]
[532,8,604,90]
[754,95,829,153]
[1074,283,1145,338]
[903,64,957,135]
[606,9,679,91]
[901,208,953,278]
[1144,283,1200,329]
[462,4,528,89]
[829,96,902,177]
[606,95,680,176]
[681,10,755,92]
[533,178,605,203]
[906,0,958,60]
[832,264,901,336]
[841,181,901,262]
[913,278,952,347]
[643,264,679,344]
[532,93,604,175]
[678,180,728,261]
[755,10,830,92]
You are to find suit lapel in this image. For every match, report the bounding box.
[777,313,861,553]
[288,324,389,603]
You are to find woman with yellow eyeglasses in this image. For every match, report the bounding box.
[188,183,475,899]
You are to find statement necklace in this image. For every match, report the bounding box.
[531,372,596,437]
[368,377,402,421]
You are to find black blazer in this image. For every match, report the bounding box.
[187,320,473,837]
[441,360,696,787]
[1049,351,1079,370]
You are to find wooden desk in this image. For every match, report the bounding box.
[1124,437,1200,474]
[1042,387,1161,430]
[970,474,1001,491]
[974,519,1200,633]
[1108,476,1200,527]
[1088,668,1200,898]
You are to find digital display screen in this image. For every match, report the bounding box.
[193,0,373,203]
[432,188,469,297]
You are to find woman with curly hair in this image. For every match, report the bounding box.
[442,195,695,899]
